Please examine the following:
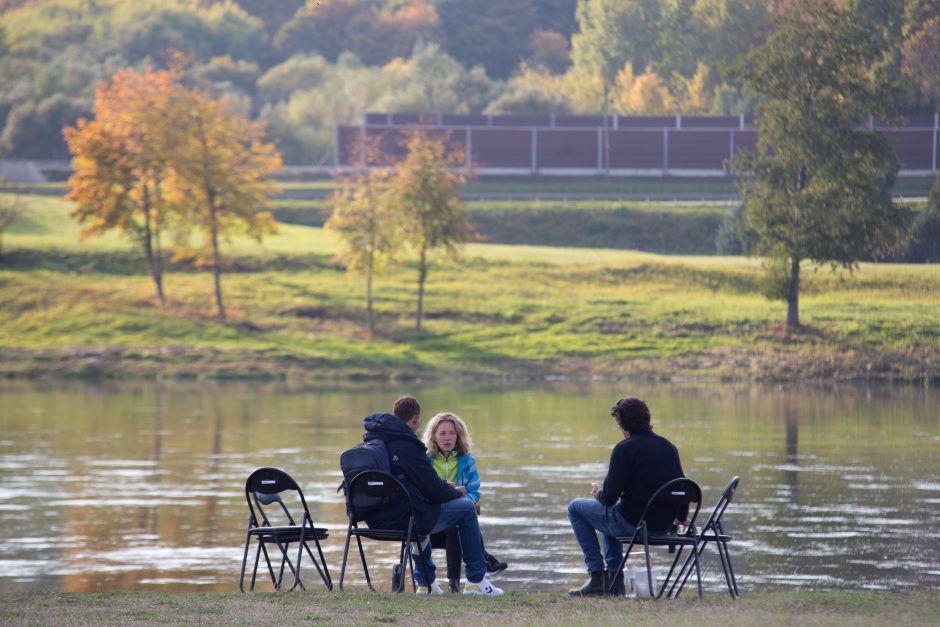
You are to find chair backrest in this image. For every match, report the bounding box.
[698,476,740,533]
[244,467,310,528]
[345,470,414,525]
[640,477,703,531]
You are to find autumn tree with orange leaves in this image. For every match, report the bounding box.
[64,68,182,304]
[170,88,280,320]
[64,67,281,319]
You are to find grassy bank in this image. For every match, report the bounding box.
[272,199,730,254]
[2,590,938,626]
[1,195,938,383]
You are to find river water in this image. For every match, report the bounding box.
[0,380,937,594]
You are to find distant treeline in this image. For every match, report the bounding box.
[0,0,937,164]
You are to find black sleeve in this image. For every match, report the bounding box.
[399,443,462,504]
[598,442,628,507]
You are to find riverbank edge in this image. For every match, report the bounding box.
[1,590,938,626]
[1,343,936,386]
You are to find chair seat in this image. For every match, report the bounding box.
[352,527,426,543]
[698,531,732,542]
[250,525,329,541]
[615,533,698,547]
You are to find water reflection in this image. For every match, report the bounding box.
[0,381,938,593]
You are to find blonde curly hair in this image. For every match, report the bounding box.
[423,412,473,456]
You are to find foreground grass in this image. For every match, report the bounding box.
[1,195,938,382]
[2,590,938,626]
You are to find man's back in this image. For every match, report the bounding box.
[602,430,685,530]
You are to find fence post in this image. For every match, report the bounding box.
[597,127,603,172]
[663,128,669,174]
[729,129,735,170]
[934,113,939,173]
[531,127,538,174]
[466,128,472,172]
[334,124,340,167]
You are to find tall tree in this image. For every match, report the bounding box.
[64,68,180,304]
[388,131,474,331]
[571,0,662,79]
[325,167,397,338]
[171,88,280,320]
[732,0,905,327]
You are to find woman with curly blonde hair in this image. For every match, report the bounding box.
[423,412,508,592]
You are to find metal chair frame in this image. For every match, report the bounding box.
[239,466,332,592]
[668,476,741,599]
[608,477,705,599]
[339,470,432,594]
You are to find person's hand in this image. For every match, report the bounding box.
[455,485,467,496]
[591,482,601,498]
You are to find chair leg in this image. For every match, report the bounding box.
[691,540,703,599]
[718,539,740,598]
[239,531,253,593]
[339,526,353,591]
[413,539,432,594]
[356,535,374,591]
[287,531,306,592]
[304,539,332,590]
[657,545,685,599]
[274,540,304,591]
[257,541,277,590]
[642,531,655,599]
[314,536,333,590]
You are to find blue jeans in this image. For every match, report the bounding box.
[412,497,485,584]
[567,498,641,574]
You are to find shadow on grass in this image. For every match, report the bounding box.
[0,249,335,275]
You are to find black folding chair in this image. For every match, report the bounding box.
[668,476,741,599]
[609,477,704,599]
[339,470,432,593]
[239,467,332,592]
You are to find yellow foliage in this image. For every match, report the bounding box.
[612,68,677,115]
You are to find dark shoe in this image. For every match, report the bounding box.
[568,570,608,596]
[607,569,626,596]
[448,578,460,593]
[484,552,508,576]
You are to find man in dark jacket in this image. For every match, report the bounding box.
[567,397,687,596]
[359,396,503,596]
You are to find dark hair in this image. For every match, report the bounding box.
[393,395,421,421]
[610,397,652,433]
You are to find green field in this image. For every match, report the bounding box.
[2,590,938,626]
[1,194,938,382]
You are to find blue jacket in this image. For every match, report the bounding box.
[426,451,482,504]
[362,412,462,534]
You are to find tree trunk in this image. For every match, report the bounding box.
[602,70,610,181]
[209,201,226,321]
[786,256,800,327]
[141,186,165,305]
[415,247,427,331]
[366,262,375,339]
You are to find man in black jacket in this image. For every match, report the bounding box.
[359,396,503,596]
[567,397,686,596]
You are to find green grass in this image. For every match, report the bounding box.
[270,198,730,254]
[1,590,938,626]
[1,194,938,382]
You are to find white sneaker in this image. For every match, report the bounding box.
[463,577,503,596]
[416,581,444,595]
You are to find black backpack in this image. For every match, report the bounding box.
[339,439,390,490]
[338,439,394,520]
